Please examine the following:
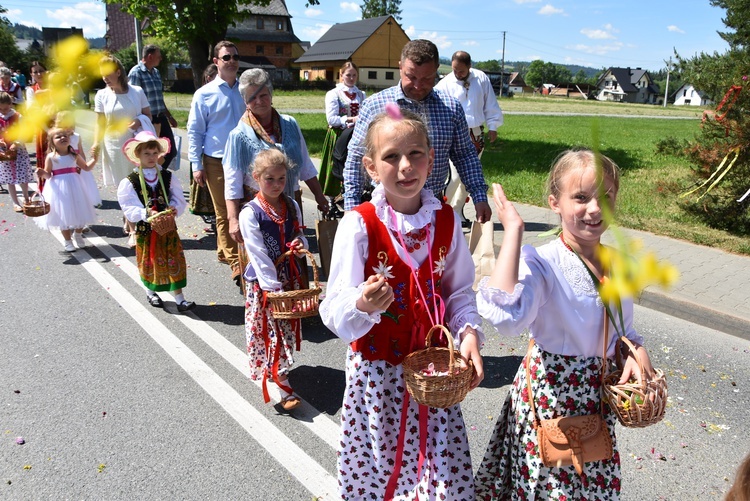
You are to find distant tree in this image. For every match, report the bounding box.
[108,0,320,89]
[474,59,501,72]
[674,0,750,234]
[572,69,587,83]
[360,0,402,21]
[0,8,22,69]
[524,60,571,87]
[11,23,42,40]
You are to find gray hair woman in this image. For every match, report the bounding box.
[223,68,329,244]
[0,66,23,104]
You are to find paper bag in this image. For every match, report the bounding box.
[315,216,339,278]
[468,221,496,289]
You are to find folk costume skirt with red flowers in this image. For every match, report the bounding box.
[474,343,621,501]
[337,346,475,501]
[135,228,187,292]
[244,281,298,383]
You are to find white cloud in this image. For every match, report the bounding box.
[514,0,541,3]
[405,25,416,37]
[302,23,332,41]
[305,8,323,17]
[538,4,564,15]
[667,25,685,34]
[340,2,359,13]
[46,3,106,38]
[464,40,478,47]
[568,42,624,56]
[418,31,452,50]
[581,27,616,40]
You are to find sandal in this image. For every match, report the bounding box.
[177,300,196,312]
[147,294,163,308]
[280,394,301,411]
[13,204,23,213]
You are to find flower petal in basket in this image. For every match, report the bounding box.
[267,249,322,320]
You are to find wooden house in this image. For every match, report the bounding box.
[226,0,306,83]
[294,15,409,89]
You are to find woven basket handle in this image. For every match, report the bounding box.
[273,248,320,288]
[424,324,456,369]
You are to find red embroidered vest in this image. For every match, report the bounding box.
[352,202,454,365]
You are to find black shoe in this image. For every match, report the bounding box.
[177,300,196,312]
[147,294,163,308]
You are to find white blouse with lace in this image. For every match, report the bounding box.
[477,238,643,358]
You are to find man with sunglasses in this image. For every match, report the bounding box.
[187,41,246,285]
[343,39,492,224]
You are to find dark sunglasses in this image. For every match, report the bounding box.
[220,54,240,61]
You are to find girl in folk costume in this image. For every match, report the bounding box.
[55,111,101,208]
[25,62,50,189]
[0,67,23,104]
[319,107,484,500]
[0,92,32,212]
[117,131,196,312]
[473,150,656,500]
[34,128,97,252]
[239,148,308,412]
[318,62,366,199]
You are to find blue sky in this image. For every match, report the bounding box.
[3,0,731,72]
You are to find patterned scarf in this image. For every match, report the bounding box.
[242,107,282,144]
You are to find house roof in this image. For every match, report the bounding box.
[601,67,658,94]
[226,0,301,42]
[295,15,395,63]
[241,0,292,17]
[508,72,528,87]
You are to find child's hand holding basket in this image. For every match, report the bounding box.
[147,207,177,236]
[403,325,476,408]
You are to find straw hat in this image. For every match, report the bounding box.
[122,131,171,166]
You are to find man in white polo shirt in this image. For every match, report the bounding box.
[435,50,503,223]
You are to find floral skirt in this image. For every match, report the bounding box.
[135,228,187,291]
[337,347,475,500]
[0,147,32,184]
[244,281,299,382]
[318,127,341,197]
[474,343,621,501]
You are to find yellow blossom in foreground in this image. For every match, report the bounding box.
[6,35,123,144]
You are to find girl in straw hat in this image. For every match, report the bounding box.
[117,131,196,312]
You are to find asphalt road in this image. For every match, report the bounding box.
[1,142,749,500]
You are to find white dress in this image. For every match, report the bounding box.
[94,85,149,186]
[70,133,101,206]
[319,185,483,500]
[35,153,97,230]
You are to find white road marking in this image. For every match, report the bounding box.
[83,232,342,448]
[56,232,339,499]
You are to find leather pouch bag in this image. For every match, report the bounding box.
[525,311,614,476]
[536,414,613,475]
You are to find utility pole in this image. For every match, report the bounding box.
[663,57,672,108]
[134,17,143,62]
[500,31,506,97]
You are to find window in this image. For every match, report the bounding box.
[385,71,394,80]
[256,45,264,54]
[304,71,310,80]
[368,70,377,79]
[257,19,264,29]
[276,20,283,30]
[276,46,283,55]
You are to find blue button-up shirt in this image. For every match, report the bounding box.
[343,83,488,210]
[186,76,245,172]
[127,61,167,117]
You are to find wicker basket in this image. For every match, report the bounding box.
[603,336,668,428]
[402,325,475,408]
[23,192,50,218]
[147,209,177,236]
[0,147,18,161]
[267,249,322,319]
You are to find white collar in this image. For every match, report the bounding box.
[369,184,442,234]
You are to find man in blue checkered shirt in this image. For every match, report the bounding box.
[343,39,491,223]
[128,44,178,169]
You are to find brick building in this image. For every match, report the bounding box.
[104,3,135,53]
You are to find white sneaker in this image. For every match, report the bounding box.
[73,233,86,249]
[63,240,75,252]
